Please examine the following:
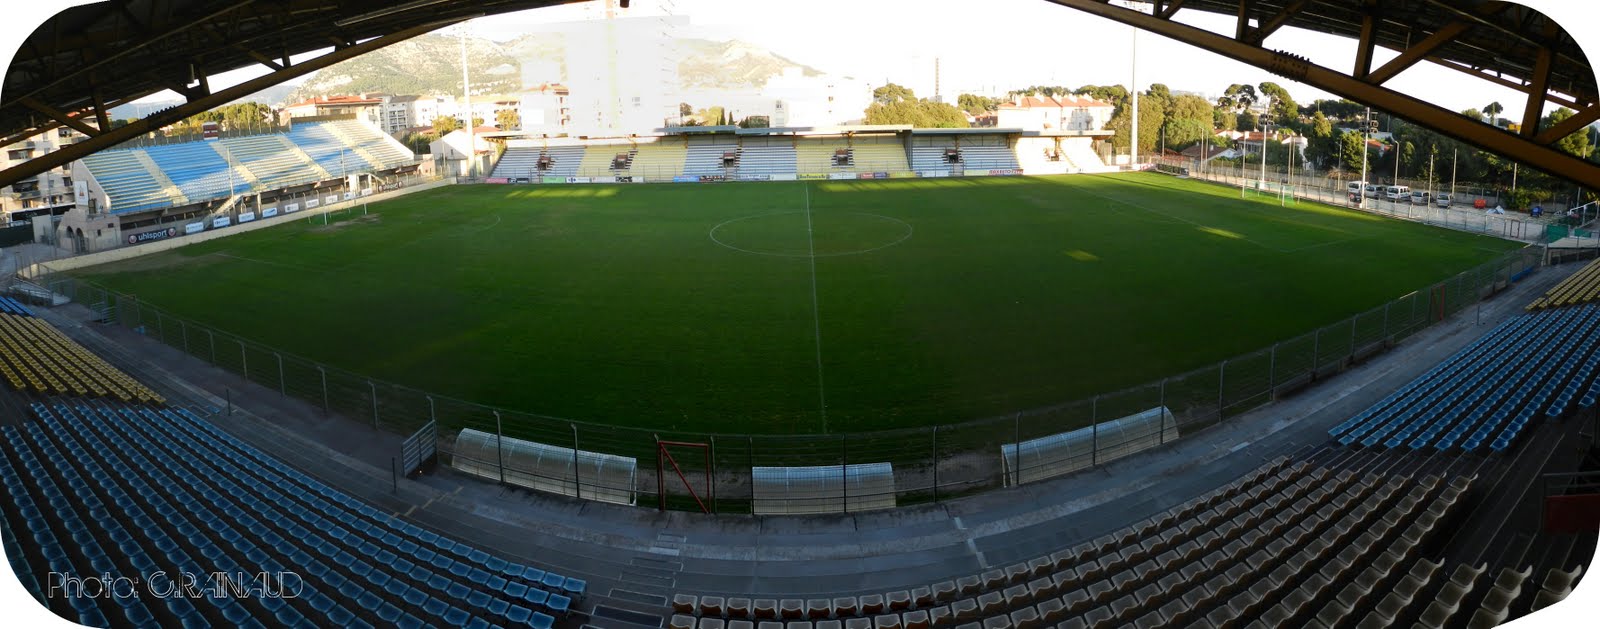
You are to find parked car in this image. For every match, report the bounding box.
[1436,193,1452,208]
[1365,184,1382,198]
[1410,190,1430,205]
[1385,185,1411,202]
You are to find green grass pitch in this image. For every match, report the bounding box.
[78,173,1522,435]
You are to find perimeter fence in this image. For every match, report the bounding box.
[30,240,1542,514]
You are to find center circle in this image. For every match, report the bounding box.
[709,211,913,257]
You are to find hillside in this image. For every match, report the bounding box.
[285,33,826,103]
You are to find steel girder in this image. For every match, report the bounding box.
[1047,0,1600,189]
[0,0,583,189]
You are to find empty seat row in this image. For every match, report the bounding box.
[81,121,413,214]
[0,296,34,317]
[672,458,1471,629]
[1330,305,1600,453]
[2,399,580,628]
[1528,257,1600,311]
[0,312,163,403]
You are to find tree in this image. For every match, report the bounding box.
[1483,102,1504,125]
[864,99,969,128]
[957,94,997,116]
[495,108,520,130]
[1257,82,1298,126]
[873,83,916,105]
[1164,94,1214,148]
[1218,84,1257,113]
[679,102,694,117]
[1236,111,1258,132]
[692,106,725,126]
[1338,130,1371,172]
[738,116,770,129]
[431,115,460,136]
[1109,96,1164,153]
[1304,111,1338,168]
[1545,108,1593,160]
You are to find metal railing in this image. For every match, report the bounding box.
[1152,156,1562,243]
[30,242,1541,514]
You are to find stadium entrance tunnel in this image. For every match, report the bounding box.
[708,211,913,257]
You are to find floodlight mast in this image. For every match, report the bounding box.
[461,26,475,180]
[1360,107,1370,210]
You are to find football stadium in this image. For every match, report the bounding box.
[1,1,1599,628]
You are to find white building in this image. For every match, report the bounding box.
[563,16,683,136]
[281,94,386,127]
[760,68,873,127]
[1,126,86,222]
[519,84,571,136]
[996,96,1115,133]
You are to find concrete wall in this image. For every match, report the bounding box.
[24,178,456,278]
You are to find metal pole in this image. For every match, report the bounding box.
[1349,315,1358,362]
[240,340,248,380]
[1268,344,1277,399]
[181,320,188,354]
[931,426,939,503]
[369,380,378,429]
[226,388,232,416]
[1312,328,1321,377]
[571,423,581,499]
[207,330,215,364]
[1383,302,1391,344]
[709,435,718,513]
[276,353,285,396]
[1218,360,1227,419]
[318,367,328,415]
[495,411,506,483]
[1012,411,1021,480]
[841,432,849,512]
[428,396,436,424]
[392,457,398,493]
[1360,107,1369,209]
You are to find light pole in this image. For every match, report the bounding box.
[1259,107,1271,190]
[1129,22,1139,169]
[459,25,475,179]
[1360,107,1371,209]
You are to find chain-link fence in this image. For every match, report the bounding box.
[32,243,1542,514]
[1151,156,1575,243]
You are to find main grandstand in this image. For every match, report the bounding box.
[51,117,421,254]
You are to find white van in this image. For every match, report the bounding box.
[1435,194,1452,208]
[1410,190,1430,205]
[1385,185,1411,201]
[1364,184,1382,198]
[1348,181,1366,195]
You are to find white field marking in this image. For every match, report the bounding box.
[706,211,913,258]
[1070,182,1357,255]
[804,182,830,433]
[209,252,325,273]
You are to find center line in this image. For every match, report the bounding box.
[803,182,829,433]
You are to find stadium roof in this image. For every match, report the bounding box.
[0,0,584,187]
[1158,0,1594,104]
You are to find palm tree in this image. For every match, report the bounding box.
[1484,102,1504,126]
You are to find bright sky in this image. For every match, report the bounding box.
[3,0,1598,117]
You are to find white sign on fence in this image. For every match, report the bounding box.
[284,203,301,213]
[262,207,278,218]
[306,198,321,209]
[238,212,256,223]
[212,217,231,229]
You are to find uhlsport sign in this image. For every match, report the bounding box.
[127,227,178,245]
